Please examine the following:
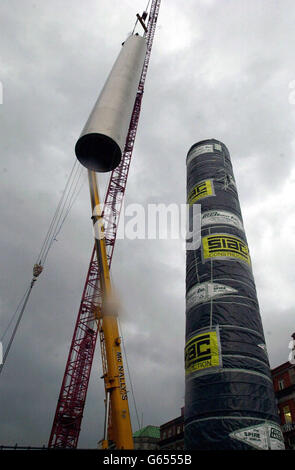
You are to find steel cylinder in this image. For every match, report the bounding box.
[75,34,147,172]
[185,139,284,450]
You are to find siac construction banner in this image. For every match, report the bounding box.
[185,139,285,450]
[185,329,221,375]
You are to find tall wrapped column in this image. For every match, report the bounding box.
[185,139,284,450]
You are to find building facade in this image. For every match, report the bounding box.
[158,408,184,450]
[271,351,295,450]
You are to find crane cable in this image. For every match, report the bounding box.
[35,162,78,265]
[0,161,86,377]
[41,164,85,264]
[117,315,141,431]
[0,282,33,376]
[0,285,31,344]
[36,161,84,265]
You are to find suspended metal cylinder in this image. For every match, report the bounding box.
[75,34,147,172]
[185,139,284,450]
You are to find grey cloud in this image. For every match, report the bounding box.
[1,0,295,448]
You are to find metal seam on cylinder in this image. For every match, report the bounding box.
[186,417,278,424]
[186,368,274,384]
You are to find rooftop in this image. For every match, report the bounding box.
[133,425,160,439]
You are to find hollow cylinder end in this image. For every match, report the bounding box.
[75,133,122,173]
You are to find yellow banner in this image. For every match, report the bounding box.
[185,331,220,375]
[202,234,251,265]
[188,179,214,205]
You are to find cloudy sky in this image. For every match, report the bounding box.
[1,0,295,448]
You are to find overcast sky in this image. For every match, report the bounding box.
[1,0,295,448]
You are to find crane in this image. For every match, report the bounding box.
[48,0,161,449]
[87,169,133,449]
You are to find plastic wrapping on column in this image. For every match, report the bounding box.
[185,139,284,450]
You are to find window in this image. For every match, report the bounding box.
[278,379,285,390]
[162,431,166,439]
[283,405,292,424]
[177,426,181,434]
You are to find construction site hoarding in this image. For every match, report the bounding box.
[185,139,284,450]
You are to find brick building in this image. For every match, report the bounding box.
[158,407,184,450]
[271,333,295,449]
